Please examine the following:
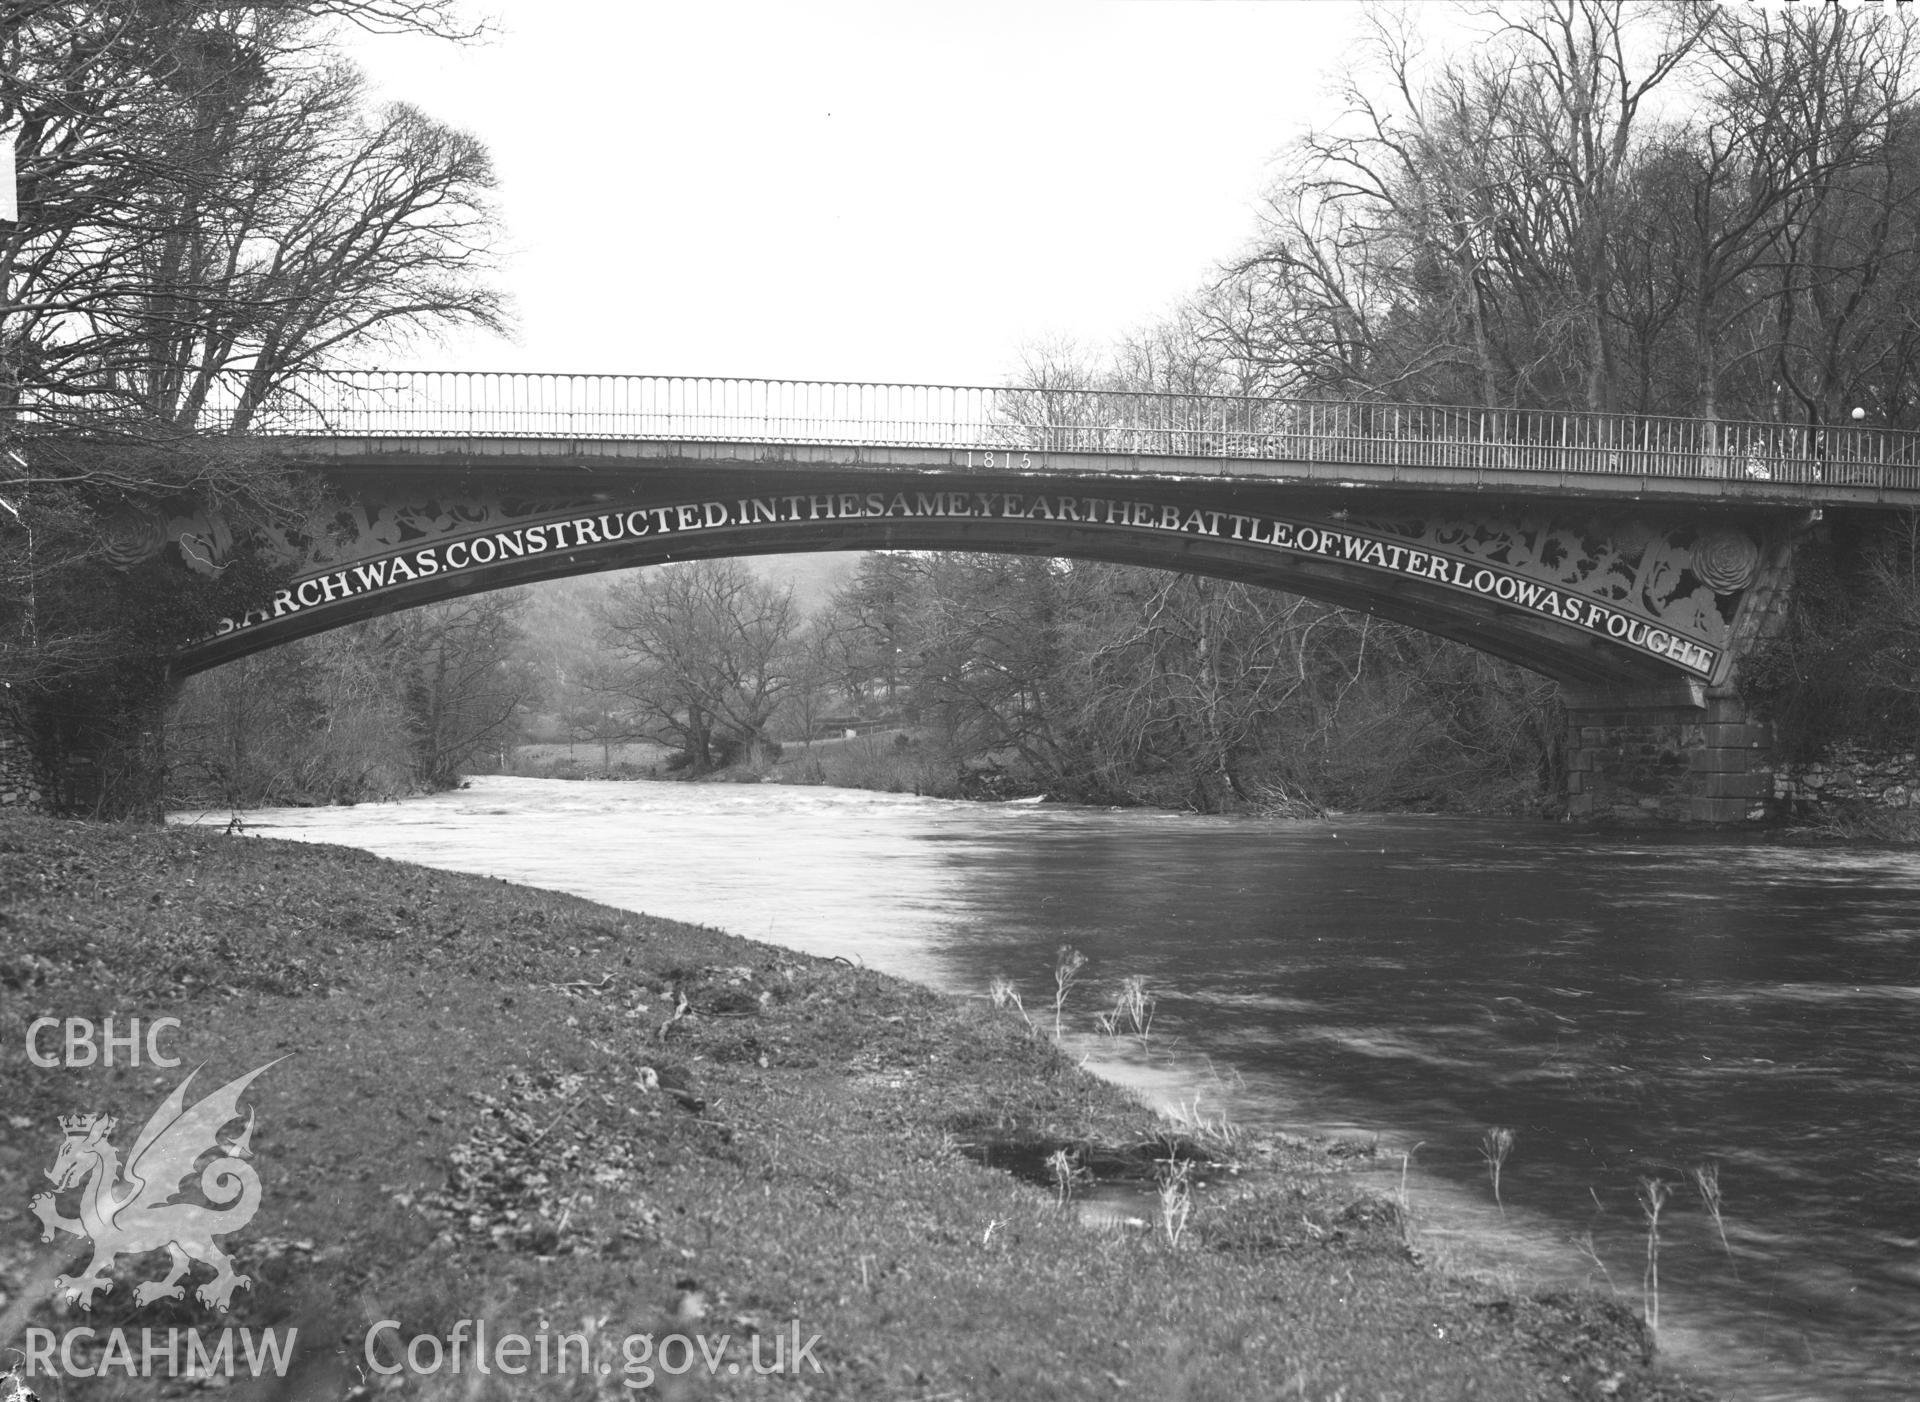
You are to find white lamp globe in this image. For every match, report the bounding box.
[1851,406,1867,420]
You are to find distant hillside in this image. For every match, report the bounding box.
[515,551,859,625]
[747,551,860,615]
[508,552,867,744]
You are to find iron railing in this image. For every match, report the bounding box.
[176,370,1920,492]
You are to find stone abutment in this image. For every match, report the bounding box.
[1562,691,1773,824]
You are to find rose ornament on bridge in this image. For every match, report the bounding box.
[1692,528,1761,595]
[98,508,170,568]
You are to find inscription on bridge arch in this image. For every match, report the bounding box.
[188,482,1749,682]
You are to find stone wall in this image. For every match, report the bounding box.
[1564,698,1920,822]
[1774,744,1920,812]
[0,705,47,813]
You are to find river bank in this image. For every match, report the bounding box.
[0,814,1712,1399]
[506,731,1554,820]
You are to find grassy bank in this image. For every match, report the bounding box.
[759,733,961,797]
[509,734,976,798]
[512,742,677,781]
[507,734,989,798]
[1,815,1713,1399]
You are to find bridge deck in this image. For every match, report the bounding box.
[232,372,1920,508]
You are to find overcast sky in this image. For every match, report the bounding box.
[345,1,1393,387]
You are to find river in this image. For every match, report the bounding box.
[176,776,1920,1401]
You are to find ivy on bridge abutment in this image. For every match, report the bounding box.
[3,512,294,821]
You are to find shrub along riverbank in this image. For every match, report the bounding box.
[0,816,1713,1399]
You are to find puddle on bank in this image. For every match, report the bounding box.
[949,1128,1229,1231]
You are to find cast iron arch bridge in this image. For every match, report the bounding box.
[98,372,1920,820]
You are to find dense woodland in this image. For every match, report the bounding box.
[7,3,1920,811]
[169,592,535,803]
[164,550,1562,815]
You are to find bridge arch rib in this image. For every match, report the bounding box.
[151,460,1798,707]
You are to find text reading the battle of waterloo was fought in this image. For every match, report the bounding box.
[214,490,1721,677]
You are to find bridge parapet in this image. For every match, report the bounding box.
[13,371,1920,496]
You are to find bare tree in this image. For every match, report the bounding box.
[170,623,414,803]
[2,8,503,434]
[382,593,539,789]
[1221,2,1709,410]
[900,553,1083,790]
[597,561,802,776]
[821,552,920,711]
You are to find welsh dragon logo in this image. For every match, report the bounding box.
[29,1060,281,1313]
